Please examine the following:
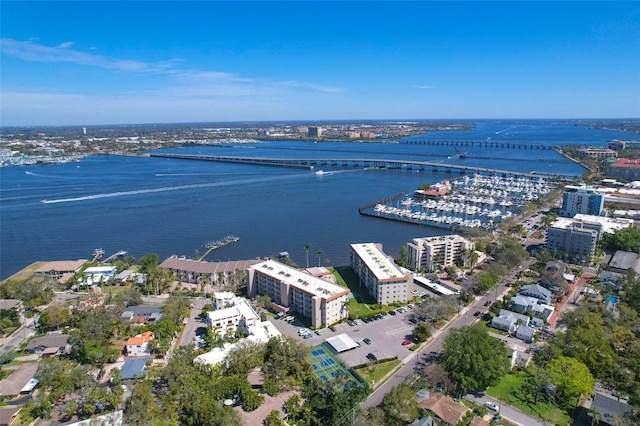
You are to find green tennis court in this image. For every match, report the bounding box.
[309,344,361,385]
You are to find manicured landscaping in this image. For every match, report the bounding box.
[486,370,571,426]
[355,359,401,387]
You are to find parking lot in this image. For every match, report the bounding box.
[269,307,430,368]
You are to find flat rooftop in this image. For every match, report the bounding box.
[253,260,350,300]
[351,243,406,281]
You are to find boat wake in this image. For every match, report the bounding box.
[41,173,308,204]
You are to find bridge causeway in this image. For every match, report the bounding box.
[149,153,560,179]
[400,140,555,149]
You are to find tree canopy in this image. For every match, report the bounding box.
[439,325,509,395]
[380,384,419,425]
[599,228,640,253]
[546,356,595,409]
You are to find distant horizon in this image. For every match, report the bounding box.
[2,2,639,126]
[2,117,639,130]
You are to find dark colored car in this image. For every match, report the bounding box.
[388,310,397,316]
[363,338,372,345]
[367,353,377,362]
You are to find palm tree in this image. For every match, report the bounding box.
[316,249,323,267]
[304,243,311,268]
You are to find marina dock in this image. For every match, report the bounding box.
[360,174,555,231]
[199,235,239,260]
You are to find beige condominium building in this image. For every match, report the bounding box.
[247,260,351,328]
[547,214,635,263]
[350,243,412,304]
[406,235,474,272]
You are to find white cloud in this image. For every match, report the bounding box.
[1,38,175,72]
[57,41,74,48]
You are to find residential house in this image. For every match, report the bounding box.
[519,284,553,305]
[0,363,39,397]
[121,305,163,324]
[417,390,471,426]
[120,357,154,381]
[589,392,634,426]
[125,331,154,357]
[608,250,640,274]
[491,309,530,334]
[510,295,554,323]
[515,326,536,343]
[24,334,70,357]
[599,271,624,289]
[0,299,22,311]
[508,348,533,369]
[0,407,22,426]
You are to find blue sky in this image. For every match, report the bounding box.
[1,1,639,125]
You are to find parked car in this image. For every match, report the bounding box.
[363,338,372,345]
[366,353,377,362]
[473,310,481,317]
[330,326,337,332]
[303,334,313,339]
[485,401,499,412]
[402,339,412,346]
[388,310,397,316]
[314,329,323,335]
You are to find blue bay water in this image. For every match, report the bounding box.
[0,123,636,279]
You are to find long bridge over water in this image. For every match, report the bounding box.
[150,153,561,179]
[400,140,555,149]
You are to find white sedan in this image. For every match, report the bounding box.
[485,401,499,412]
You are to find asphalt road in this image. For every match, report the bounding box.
[362,257,541,426]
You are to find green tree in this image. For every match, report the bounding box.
[264,410,285,426]
[554,306,616,378]
[263,337,313,390]
[380,384,419,425]
[39,302,69,330]
[413,322,432,343]
[138,253,160,275]
[599,228,640,253]
[439,325,509,396]
[546,356,595,409]
[305,243,311,268]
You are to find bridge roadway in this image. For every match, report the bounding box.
[400,139,555,149]
[149,152,560,179]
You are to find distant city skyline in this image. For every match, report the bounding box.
[1,1,639,126]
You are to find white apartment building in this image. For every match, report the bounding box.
[561,186,605,217]
[406,235,474,272]
[350,243,412,304]
[207,297,260,337]
[246,260,351,328]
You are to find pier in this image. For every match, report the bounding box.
[103,250,128,263]
[150,153,561,179]
[199,235,239,260]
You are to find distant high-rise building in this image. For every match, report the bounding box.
[561,186,604,217]
[308,126,323,138]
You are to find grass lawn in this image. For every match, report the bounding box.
[486,370,571,426]
[355,359,401,387]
